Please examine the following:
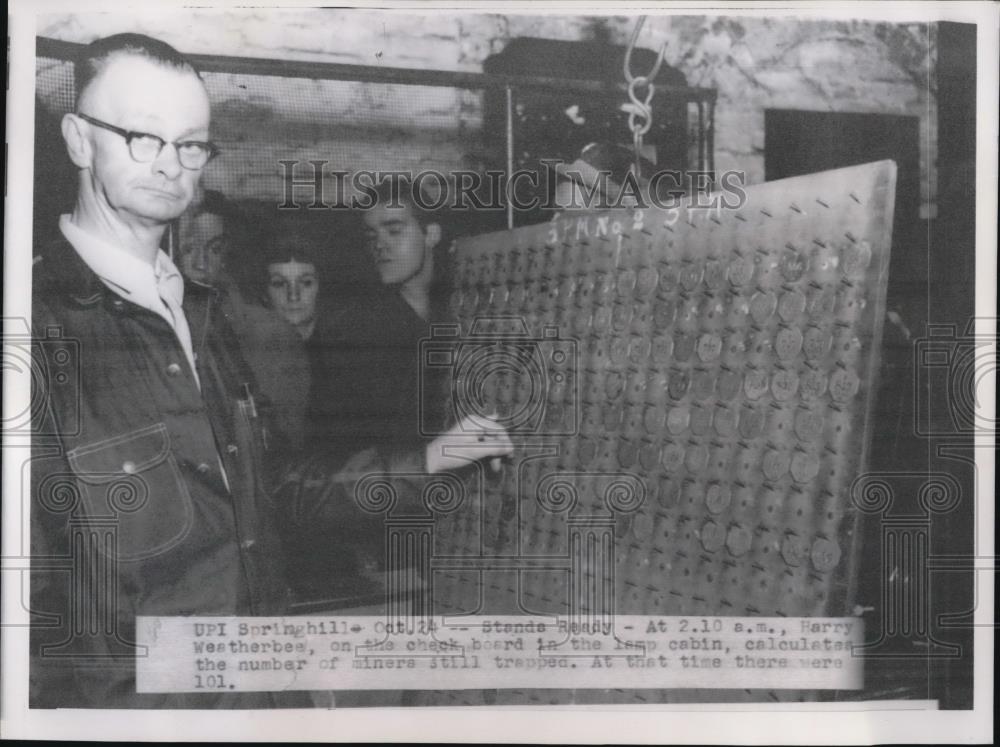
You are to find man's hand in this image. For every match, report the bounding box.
[425,414,514,475]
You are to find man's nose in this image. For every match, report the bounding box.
[287,282,301,302]
[152,142,184,179]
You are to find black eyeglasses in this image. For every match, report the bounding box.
[77,113,220,170]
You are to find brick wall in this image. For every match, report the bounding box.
[37,10,937,216]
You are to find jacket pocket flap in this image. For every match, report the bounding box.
[64,422,194,561]
[67,423,172,481]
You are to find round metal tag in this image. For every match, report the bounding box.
[771,369,800,401]
[611,304,632,332]
[705,483,732,514]
[727,256,755,286]
[775,326,804,360]
[609,337,629,366]
[829,368,861,402]
[781,535,809,567]
[799,369,829,401]
[639,443,661,471]
[652,335,673,364]
[643,406,666,433]
[679,263,704,291]
[605,371,625,399]
[592,306,612,333]
[636,266,659,297]
[704,259,726,289]
[714,407,738,436]
[762,450,791,481]
[617,440,638,468]
[726,525,753,556]
[778,290,807,322]
[616,270,637,297]
[810,538,842,572]
[668,368,691,400]
[779,249,808,282]
[697,333,723,362]
[692,369,716,400]
[690,406,712,436]
[750,291,777,324]
[700,520,726,552]
[673,331,697,363]
[666,407,690,435]
[790,451,821,483]
[739,407,766,439]
[794,409,825,441]
[803,326,833,360]
[744,370,769,400]
[685,444,709,473]
[661,442,685,471]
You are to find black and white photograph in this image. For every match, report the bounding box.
[2,0,995,742]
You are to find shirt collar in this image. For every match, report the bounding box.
[58,214,185,315]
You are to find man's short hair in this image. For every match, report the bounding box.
[195,188,249,226]
[368,177,446,236]
[266,210,329,268]
[366,177,455,297]
[75,33,199,107]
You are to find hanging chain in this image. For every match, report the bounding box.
[627,75,655,174]
[623,16,667,178]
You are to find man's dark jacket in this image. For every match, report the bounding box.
[29,235,423,708]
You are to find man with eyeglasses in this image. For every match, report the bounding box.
[30,33,513,709]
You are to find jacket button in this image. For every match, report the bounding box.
[241,538,256,550]
[196,462,211,474]
[122,461,137,474]
[166,363,182,376]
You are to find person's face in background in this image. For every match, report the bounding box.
[178,211,226,284]
[267,259,319,338]
[362,203,439,288]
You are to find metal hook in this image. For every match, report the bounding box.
[626,75,655,138]
[623,16,668,84]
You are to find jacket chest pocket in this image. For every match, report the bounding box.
[66,423,195,562]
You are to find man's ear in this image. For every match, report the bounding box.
[423,222,442,250]
[61,113,92,169]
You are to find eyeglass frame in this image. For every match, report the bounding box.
[76,112,220,170]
